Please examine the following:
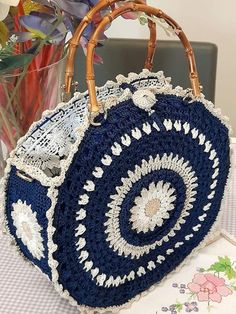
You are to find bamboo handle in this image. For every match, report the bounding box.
[86,2,201,113]
[64,0,156,95]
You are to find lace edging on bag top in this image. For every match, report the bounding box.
[6,69,231,188]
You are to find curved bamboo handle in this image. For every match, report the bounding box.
[86,2,201,113]
[64,0,156,95]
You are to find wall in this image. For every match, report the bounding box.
[106,0,236,134]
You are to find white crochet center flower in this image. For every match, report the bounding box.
[11,200,45,260]
[130,181,176,233]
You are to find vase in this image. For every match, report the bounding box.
[0,52,66,177]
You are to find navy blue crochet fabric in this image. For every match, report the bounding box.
[5,166,51,277]
[52,92,230,308]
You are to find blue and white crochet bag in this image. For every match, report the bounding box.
[1,3,231,313]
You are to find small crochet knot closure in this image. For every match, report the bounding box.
[132,88,156,111]
[145,198,160,217]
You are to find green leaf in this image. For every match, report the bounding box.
[0,21,9,47]
[0,54,33,74]
[218,256,232,266]
[207,256,236,280]
[208,262,227,273]
[138,15,148,25]
[231,285,236,291]
[175,303,183,312]
[225,267,236,280]
[208,256,232,271]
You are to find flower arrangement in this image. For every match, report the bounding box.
[0,0,142,168]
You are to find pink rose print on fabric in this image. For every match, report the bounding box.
[188,273,233,303]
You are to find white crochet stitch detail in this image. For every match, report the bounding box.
[142,122,152,134]
[130,181,176,233]
[93,167,104,178]
[76,238,86,251]
[101,155,112,166]
[83,181,95,192]
[111,142,122,156]
[131,127,142,140]
[11,200,45,260]
[163,119,173,131]
[121,134,131,146]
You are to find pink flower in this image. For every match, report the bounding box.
[188,273,233,303]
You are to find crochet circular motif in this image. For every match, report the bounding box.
[104,154,197,259]
[52,89,230,309]
[11,200,45,260]
[130,181,176,233]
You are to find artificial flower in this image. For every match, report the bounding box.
[23,0,47,14]
[0,34,33,74]
[17,12,69,44]
[34,0,93,18]
[0,0,20,21]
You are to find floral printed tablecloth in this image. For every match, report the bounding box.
[0,139,235,314]
[120,233,236,314]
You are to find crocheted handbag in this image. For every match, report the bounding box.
[1,1,231,313]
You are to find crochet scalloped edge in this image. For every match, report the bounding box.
[0,69,233,314]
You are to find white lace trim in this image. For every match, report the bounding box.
[0,69,232,314]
